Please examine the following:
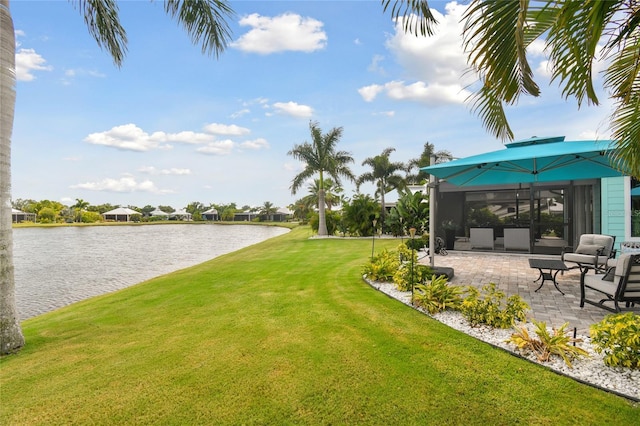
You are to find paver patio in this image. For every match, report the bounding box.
[420,250,613,334]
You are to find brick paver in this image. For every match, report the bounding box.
[420,251,611,334]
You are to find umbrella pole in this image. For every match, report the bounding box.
[429,155,436,268]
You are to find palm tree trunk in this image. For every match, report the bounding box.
[380,188,386,234]
[0,0,25,354]
[318,188,328,236]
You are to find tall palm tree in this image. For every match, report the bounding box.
[357,147,407,229]
[0,0,234,355]
[387,0,640,177]
[288,121,355,236]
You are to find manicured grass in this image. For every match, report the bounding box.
[1,227,637,424]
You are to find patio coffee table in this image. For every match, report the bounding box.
[528,258,568,295]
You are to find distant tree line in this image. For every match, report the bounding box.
[10,198,287,224]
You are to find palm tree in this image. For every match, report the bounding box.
[387,0,640,177]
[406,142,453,184]
[357,148,407,230]
[260,201,277,221]
[288,121,355,236]
[72,198,90,223]
[0,0,234,355]
[300,178,343,212]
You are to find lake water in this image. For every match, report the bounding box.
[12,224,289,320]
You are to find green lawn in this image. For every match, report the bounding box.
[1,227,637,424]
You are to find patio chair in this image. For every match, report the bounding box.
[470,228,494,250]
[561,234,616,273]
[580,253,640,313]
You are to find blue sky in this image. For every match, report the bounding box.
[10,0,614,210]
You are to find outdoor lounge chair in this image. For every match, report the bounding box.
[580,253,640,313]
[561,234,616,272]
[470,228,494,250]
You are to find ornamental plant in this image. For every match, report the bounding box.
[413,275,463,314]
[507,319,589,368]
[590,312,640,369]
[361,249,400,282]
[393,263,433,291]
[460,283,529,328]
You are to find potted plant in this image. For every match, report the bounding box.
[441,220,458,250]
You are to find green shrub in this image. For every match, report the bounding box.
[590,312,640,369]
[507,319,589,368]
[413,275,463,314]
[362,249,400,282]
[460,283,529,328]
[392,264,433,291]
[405,236,429,251]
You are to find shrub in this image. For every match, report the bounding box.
[362,249,400,282]
[413,275,463,314]
[405,236,429,251]
[590,312,640,369]
[393,264,433,291]
[460,283,529,328]
[309,211,341,235]
[396,243,415,263]
[507,319,589,368]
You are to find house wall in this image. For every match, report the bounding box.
[601,176,626,251]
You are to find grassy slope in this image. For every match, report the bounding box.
[1,227,637,424]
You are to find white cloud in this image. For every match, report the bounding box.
[374,111,395,117]
[386,4,470,85]
[15,48,52,81]
[358,84,384,102]
[161,168,191,175]
[272,101,313,118]
[230,108,250,118]
[203,123,251,136]
[139,166,192,175]
[357,3,472,106]
[196,140,235,156]
[71,175,172,194]
[359,80,470,105]
[240,138,269,150]
[84,124,217,151]
[232,13,327,54]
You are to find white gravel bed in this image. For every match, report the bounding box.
[366,279,639,402]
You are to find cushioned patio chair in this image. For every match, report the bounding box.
[580,253,640,313]
[561,234,616,272]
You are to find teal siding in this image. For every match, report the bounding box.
[601,176,626,251]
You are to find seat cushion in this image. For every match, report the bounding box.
[575,244,604,255]
[563,252,608,266]
[583,274,617,295]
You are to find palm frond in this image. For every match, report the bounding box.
[464,0,539,102]
[71,0,127,67]
[164,0,234,57]
[468,84,514,141]
[540,0,616,106]
[381,0,438,36]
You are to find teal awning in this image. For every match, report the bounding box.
[422,136,625,186]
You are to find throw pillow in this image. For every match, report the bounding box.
[575,244,604,256]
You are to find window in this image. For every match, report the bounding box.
[631,178,640,237]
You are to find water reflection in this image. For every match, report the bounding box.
[13,224,288,319]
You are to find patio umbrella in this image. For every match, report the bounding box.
[422,136,625,186]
